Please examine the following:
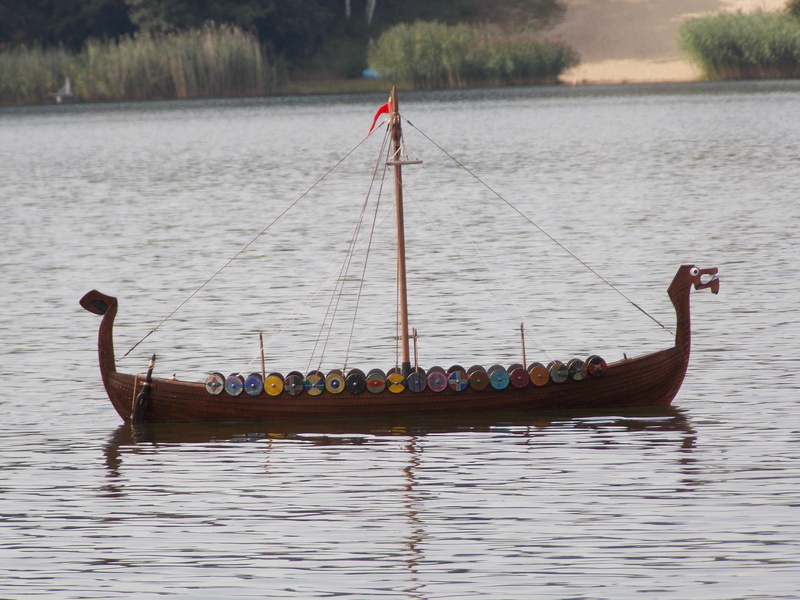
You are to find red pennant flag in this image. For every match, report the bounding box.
[368,101,391,134]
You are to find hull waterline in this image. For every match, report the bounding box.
[81,261,720,424]
[100,346,685,423]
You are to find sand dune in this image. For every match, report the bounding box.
[551,0,787,83]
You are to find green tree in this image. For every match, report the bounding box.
[0,0,566,67]
[365,0,565,31]
[0,0,133,50]
[123,0,337,59]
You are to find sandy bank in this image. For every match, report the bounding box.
[551,0,787,83]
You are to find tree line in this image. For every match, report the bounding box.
[0,0,565,70]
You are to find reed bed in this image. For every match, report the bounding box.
[80,24,277,101]
[0,24,279,104]
[679,12,800,80]
[0,45,71,105]
[368,22,578,89]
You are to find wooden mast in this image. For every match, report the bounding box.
[389,87,411,375]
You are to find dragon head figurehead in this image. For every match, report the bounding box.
[667,264,719,352]
[669,265,720,299]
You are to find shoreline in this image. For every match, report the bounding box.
[6,0,794,106]
[0,77,700,109]
[560,59,703,85]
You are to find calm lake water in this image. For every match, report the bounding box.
[2,81,799,599]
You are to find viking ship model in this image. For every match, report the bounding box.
[81,88,719,424]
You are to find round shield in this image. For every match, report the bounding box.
[509,367,530,389]
[366,368,386,394]
[548,360,569,383]
[304,370,325,396]
[568,358,588,381]
[406,371,427,393]
[447,368,468,392]
[244,373,264,396]
[387,371,405,393]
[527,362,550,387]
[489,367,510,390]
[284,371,304,396]
[427,370,448,392]
[586,355,607,377]
[224,373,244,396]
[204,372,225,395]
[345,369,367,394]
[264,372,284,396]
[468,368,489,391]
[325,371,346,394]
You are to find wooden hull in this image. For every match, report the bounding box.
[82,265,717,425]
[102,347,685,423]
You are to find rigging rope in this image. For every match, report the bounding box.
[404,119,671,335]
[124,111,671,370]
[235,196,396,375]
[342,140,391,373]
[122,131,378,359]
[401,171,555,362]
[307,127,392,373]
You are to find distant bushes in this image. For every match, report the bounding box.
[0,24,281,105]
[368,22,579,88]
[679,11,800,80]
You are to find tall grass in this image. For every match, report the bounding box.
[78,23,278,101]
[368,22,578,89]
[0,45,71,104]
[679,11,800,80]
[0,23,280,105]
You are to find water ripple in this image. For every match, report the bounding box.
[2,84,800,599]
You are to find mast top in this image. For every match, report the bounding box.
[389,86,400,145]
[387,87,422,166]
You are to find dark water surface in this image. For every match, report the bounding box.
[2,82,799,599]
